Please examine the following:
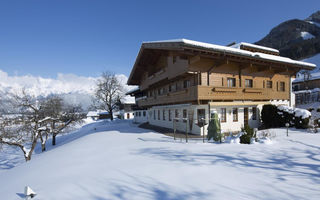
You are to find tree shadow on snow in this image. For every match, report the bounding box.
[135,146,320,186]
[76,173,206,200]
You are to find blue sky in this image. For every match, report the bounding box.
[0,0,318,78]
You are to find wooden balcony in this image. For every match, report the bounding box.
[137,85,289,107]
[198,86,289,101]
[137,87,198,107]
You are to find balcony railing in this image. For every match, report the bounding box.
[138,85,289,107]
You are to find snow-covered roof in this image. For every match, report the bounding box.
[86,110,109,117]
[87,111,99,117]
[230,42,279,54]
[125,86,140,95]
[122,96,135,104]
[294,88,320,94]
[294,71,320,83]
[143,39,316,68]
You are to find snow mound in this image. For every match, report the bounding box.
[278,105,311,119]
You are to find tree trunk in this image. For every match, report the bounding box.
[41,143,46,152]
[110,109,113,121]
[52,133,56,146]
[52,122,56,145]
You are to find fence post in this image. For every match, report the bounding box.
[173,119,176,140]
[186,118,188,143]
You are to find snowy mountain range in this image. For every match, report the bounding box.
[255,10,320,81]
[0,70,135,111]
[256,10,320,60]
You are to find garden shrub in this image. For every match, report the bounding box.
[261,105,280,128]
[240,124,254,144]
[261,105,311,129]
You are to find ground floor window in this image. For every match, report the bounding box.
[163,110,166,120]
[232,108,238,122]
[175,109,179,120]
[158,110,160,120]
[197,109,205,123]
[183,109,187,122]
[153,110,155,120]
[252,107,257,120]
[169,110,172,121]
[221,108,226,122]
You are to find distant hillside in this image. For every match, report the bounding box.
[255,10,320,60]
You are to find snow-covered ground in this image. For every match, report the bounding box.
[0,120,320,200]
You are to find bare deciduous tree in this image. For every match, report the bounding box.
[0,91,83,161]
[0,91,44,161]
[94,72,124,120]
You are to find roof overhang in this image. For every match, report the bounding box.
[127,39,317,85]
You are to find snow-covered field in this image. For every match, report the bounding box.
[0,120,320,200]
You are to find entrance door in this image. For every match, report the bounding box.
[127,113,130,119]
[244,108,248,125]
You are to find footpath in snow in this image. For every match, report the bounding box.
[0,120,320,200]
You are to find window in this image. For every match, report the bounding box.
[232,108,238,122]
[252,107,257,120]
[197,109,205,123]
[279,82,285,91]
[173,56,177,64]
[175,109,179,119]
[158,110,160,120]
[266,81,272,89]
[169,84,176,92]
[245,79,253,88]
[163,110,165,120]
[153,110,155,120]
[169,110,172,121]
[221,108,226,122]
[183,80,190,88]
[183,109,187,122]
[143,111,146,117]
[227,78,236,87]
[158,88,164,95]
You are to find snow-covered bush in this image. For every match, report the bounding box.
[261,105,311,129]
[240,125,254,144]
[279,106,311,129]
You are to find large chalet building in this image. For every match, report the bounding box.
[127,39,316,134]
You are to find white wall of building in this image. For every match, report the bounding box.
[138,100,290,135]
[133,110,148,123]
[290,77,296,107]
[148,104,262,135]
[123,112,134,120]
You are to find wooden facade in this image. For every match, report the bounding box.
[127,39,315,134]
[128,40,314,108]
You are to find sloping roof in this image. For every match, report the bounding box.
[230,42,279,54]
[128,39,317,85]
[143,39,315,67]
